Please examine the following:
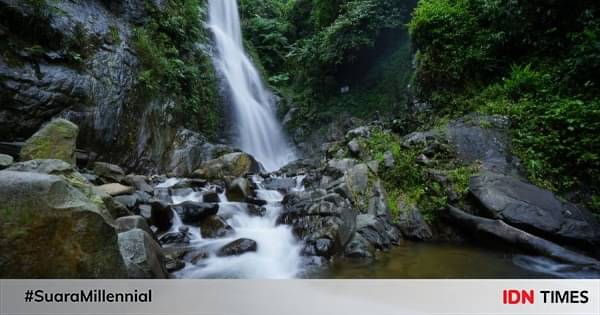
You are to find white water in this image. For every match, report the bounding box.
[168,176,304,279]
[208,0,296,171]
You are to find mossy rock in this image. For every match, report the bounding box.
[0,171,127,278]
[193,152,262,180]
[20,119,79,165]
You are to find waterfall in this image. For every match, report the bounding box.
[208,0,296,171]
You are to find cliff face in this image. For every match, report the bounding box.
[0,0,219,174]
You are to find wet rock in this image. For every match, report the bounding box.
[159,231,190,245]
[165,259,186,272]
[134,191,152,204]
[245,197,267,206]
[262,177,297,192]
[150,200,173,231]
[397,203,433,241]
[200,215,234,238]
[123,175,153,193]
[94,162,125,183]
[170,188,194,197]
[118,229,168,279]
[154,188,172,203]
[0,154,14,169]
[247,204,267,217]
[470,172,600,246]
[280,190,356,255]
[315,238,335,257]
[344,233,375,259]
[217,238,258,257]
[186,250,209,265]
[138,204,152,220]
[20,119,78,165]
[356,214,393,250]
[97,183,135,196]
[171,178,208,189]
[173,201,219,225]
[226,177,253,202]
[193,152,262,180]
[0,171,127,277]
[115,215,152,235]
[347,139,361,157]
[202,190,221,203]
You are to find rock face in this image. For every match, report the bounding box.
[19,119,79,165]
[397,203,433,241]
[470,172,600,246]
[0,171,127,277]
[193,152,262,180]
[118,229,168,278]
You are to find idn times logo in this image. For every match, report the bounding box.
[502,289,589,305]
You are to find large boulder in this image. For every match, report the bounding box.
[226,177,253,202]
[279,190,356,256]
[0,171,127,277]
[470,172,600,246]
[397,202,433,241]
[200,215,234,238]
[118,229,168,278]
[173,201,219,225]
[193,152,262,180]
[94,162,126,183]
[19,119,79,165]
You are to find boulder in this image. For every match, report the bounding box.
[94,162,126,183]
[114,194,141,211]
[150,200,173,231]
[115,215,152,235]
[173,201,219,225]
[193,152,262,180]
[226,177,253,202]
[0,154,14,169]
[118,229,168,278]
[159,230,191,245]
[397,203,433,241]
[0,171,127,277]
[448,206,600,267]
[345,126,370,140]
[200,215,234,238]
[470,172,600,246]
[97,183,135,196]
[123,175,153,193]
[344,233,375,259]
[347,139,361,157]
[279,190,356,255]
[262,177,297,192]
[202,190,221,203]
[356,214,393,250]
[20,119,79,165]
[217,238,258,257]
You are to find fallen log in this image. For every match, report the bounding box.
[448,205,600,267]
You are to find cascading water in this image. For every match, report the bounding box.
[208,0,296,171]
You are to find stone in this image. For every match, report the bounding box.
[173,201,219,225]
[97,183,135,196]
[345,126,370,140]
[217,238,258,257]
[344,233,375,259]
[165,259,186,272]
[193,152,262,180]
[202,190,221,203]
[150,200,173,231]
[123,175,153,193]
[314,238,335,257]
[200,215,234,238]
[356,214,393,250]
[470,172,600,246]
[114,194,141,211]
[397,203,433,241]
[383,151,395,168]
[118,229,168,278]
[20,119,79,165]
[0,154,14,169]
[226,177,253,202]
[159,231,190,245]
[0,171,127,277]
[115,215,152,235]
[262,177,297,192]
[94,162,126,183]
[347,139,361,157]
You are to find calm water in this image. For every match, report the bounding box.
[313,241,600,279]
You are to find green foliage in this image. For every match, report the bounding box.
[364,129,478,222]
[133,0,220,136]
[410,0,600,213]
